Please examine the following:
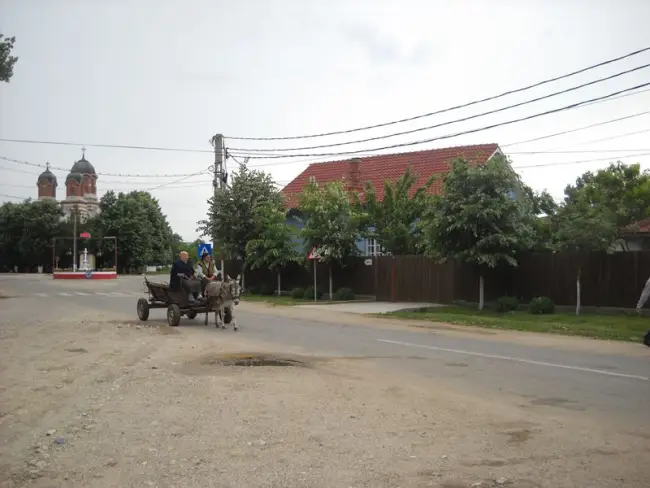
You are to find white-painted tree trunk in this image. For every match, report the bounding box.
[576,268,581,316]
[277,271,281,297]
[478,275,485,311]
[329,265,333,301]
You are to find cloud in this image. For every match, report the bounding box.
[338,22,437,66]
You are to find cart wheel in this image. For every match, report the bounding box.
[167,304,181,327]
[186,310,198,320]
[137,298,150,321]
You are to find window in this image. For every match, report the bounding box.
[365,238,384,256]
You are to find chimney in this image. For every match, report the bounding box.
[348,157,361,191]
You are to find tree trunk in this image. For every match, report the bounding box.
[478,275,485,311]
[576,267,581,316]
[329,264,333,301]
[277,270,281,297]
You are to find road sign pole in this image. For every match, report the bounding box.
[313,259,317,302]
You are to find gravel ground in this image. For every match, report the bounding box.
[1,295,649,488]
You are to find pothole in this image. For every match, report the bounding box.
[202,353,304,367]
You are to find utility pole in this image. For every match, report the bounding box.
[72,205,78,271]
[211,133,225,278]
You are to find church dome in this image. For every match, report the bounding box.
[66,172,83,184]
[37,163,57,186]
[69,149,96,176]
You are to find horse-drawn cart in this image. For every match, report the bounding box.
[137,277,207,327]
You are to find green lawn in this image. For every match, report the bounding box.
[378,307,649,342]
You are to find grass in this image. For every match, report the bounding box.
[242,293,322,306]
[379,306,650,342]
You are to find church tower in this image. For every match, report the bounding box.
[36,163,58,200]
[61,148,100,221]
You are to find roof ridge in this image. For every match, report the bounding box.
[305,143,499,167]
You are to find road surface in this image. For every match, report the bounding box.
[4,273,649,425]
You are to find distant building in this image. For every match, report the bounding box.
[36,148,100,221]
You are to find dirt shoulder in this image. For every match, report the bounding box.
[1,299,648,487]
[238,301,650,358]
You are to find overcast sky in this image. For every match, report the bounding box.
[2,0,650,241]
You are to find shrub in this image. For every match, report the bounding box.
[291,287,305,299]
[496,295,519,313]
[529,296,555,315]
[333,287,355,301]
[259,282,276,296]
[303,285,324,300]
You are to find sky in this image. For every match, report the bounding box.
[2,0,650,241]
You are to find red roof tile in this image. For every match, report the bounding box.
[281,143,500,209]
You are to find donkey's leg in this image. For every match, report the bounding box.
[220,306,226,329]
[232,307,238,331]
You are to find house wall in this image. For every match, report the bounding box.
[286,212,370,255]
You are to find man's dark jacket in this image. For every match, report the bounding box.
[169,259,195,290]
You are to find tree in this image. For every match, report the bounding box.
[564,162,650,244]
[0,34,18,83]
[519,185,558,251]
[0,199,63,271]
[359,167,434,255]
[94,191,174,272]
[245,201,302,295]
[421,156,535,310]
[197,165,282,266]
[552,202,618,315]
[298,180,364,299]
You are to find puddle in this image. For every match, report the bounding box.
[65,348,89,354]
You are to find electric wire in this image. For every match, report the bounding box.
[227,62,650,152]
[224,46,650,140]
[228,82,650,159]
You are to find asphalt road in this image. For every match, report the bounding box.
[3,274,649,427]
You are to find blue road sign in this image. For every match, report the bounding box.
[198,243,213,258]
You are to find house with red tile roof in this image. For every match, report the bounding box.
[619,218,650,251]
[281,143,505,255]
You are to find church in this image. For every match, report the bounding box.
[36,149,101,221]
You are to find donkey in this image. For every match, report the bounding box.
[204,274,242,330]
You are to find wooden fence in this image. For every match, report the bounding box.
[226,251,650,308]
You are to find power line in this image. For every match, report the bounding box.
[510,149,650,154]
[556,127,650,148]
[502,110,650,147]
[1,85,647,167]
[0,155,196,178]
[146,167,212,191]
[0,139,212,154]
[228,82,650,159]
[0,193,26,201]
[227,62,650,153]
[224,46,650,141]
[514,151,650,170]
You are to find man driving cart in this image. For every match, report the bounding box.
[169,251,203,304]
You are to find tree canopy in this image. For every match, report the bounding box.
[0,34,18,83]
[564,162,650,229]
[359,167,434,255]
[197,165,282,261]
[245,201,302,292]
[0,199,63,271]
[421,156,535,308]
[298,180,364,264]
[93,191,173,271]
